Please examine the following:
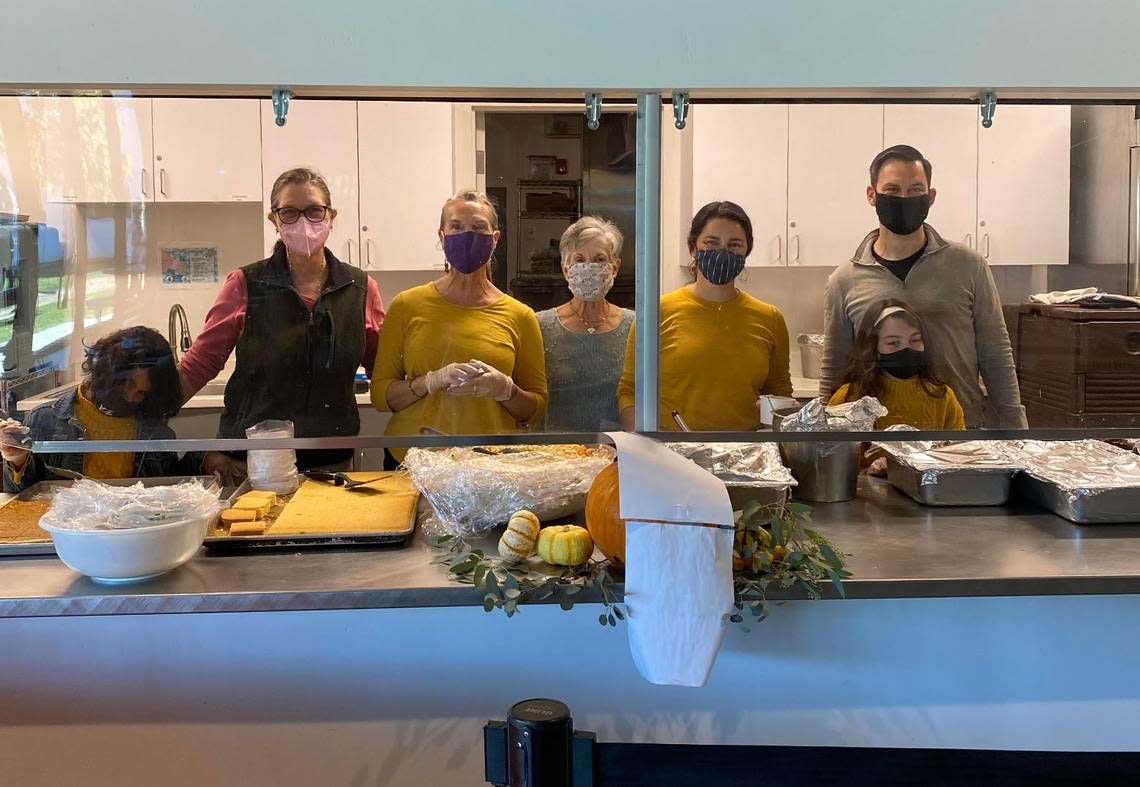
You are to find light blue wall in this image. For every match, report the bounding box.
[8,0,1140,90]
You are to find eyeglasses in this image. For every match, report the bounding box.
[273,205,330,224]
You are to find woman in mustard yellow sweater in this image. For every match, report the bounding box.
[618,201,792,431]
[371,191,547,465]
[828,299,965,430]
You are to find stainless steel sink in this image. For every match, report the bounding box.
[196,380,229,397]
[194,378,371,398]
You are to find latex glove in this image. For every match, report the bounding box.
[202,451,245,486]
[0,418,32,469]
[424,362,484,395]
[445,359,516,402]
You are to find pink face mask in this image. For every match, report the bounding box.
[278,217,331,257]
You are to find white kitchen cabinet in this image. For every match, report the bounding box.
[30,96,154,203]
[358,101,454,271]
[977,105,1071,265]
[152,98,261,203]
[691,105,789,267]
[883,104,979,249]
[260,99,360,264]
[787,105,885,267]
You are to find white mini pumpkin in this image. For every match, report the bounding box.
[498,509,541,563]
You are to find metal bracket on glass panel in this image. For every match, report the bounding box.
[585,92,602,130]
[271,88,293,127]
[979,90,997,128]
[671,91,690,129]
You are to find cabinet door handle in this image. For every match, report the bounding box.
[159,168,168,197]
[346,239,355,266]
[964,233,973,249]
[792,234,801,264]
[774,234,782,265]
[141,168,148,198]
[983,233,991,259]
[366,238,374,269]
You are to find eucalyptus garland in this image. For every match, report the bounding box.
[429,498,849,630]
[429,535,625,625]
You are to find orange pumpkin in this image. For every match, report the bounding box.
[585,463,626,564]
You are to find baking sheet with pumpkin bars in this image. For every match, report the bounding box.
[204,472,419,551]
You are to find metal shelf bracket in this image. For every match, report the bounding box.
[585,92,602,130]
[672,91,690,129]
[979,90,997,128]
[271,88,293,127]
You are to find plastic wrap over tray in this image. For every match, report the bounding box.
[1011,440,1140,523]
[402,444,615,536]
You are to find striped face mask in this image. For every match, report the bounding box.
[694,248,746,285]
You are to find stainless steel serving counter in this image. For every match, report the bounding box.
[4,477,1140,618]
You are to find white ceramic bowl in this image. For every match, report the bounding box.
[42,513,209,584]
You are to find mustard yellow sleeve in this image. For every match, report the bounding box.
[944,385,966,430]
[617,318,637,413]
[512,307,549,424]
[370,292,408,413]
[759,306,793,397]
[828,383,854,406]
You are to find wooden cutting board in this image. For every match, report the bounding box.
[268,472,419,535]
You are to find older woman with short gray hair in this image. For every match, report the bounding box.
[535,216,634,432]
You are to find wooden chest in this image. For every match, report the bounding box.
[1014,304,1140,428]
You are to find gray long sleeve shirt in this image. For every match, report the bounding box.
[820,224,1027,429]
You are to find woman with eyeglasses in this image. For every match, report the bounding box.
[178,167,385,479]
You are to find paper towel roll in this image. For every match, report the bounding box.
[624,519,735,687]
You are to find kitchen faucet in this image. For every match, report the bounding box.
[168,303,191,363]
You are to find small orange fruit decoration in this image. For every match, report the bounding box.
[585,463,626,564]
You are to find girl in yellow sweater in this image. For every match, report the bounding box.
[828,299,965,431]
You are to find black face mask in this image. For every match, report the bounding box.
[96,387,140,418]
[875,193,930,236]
[878,347,925,380]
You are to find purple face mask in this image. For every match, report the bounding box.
[443,231,495,274]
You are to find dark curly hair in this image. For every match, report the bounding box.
[837,298,948,401]
[82,326,182,420]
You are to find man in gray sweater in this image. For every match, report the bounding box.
[820,145,1027,429]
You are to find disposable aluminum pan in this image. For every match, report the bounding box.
[1014,473,1140,524]
[725,483,789,513]
[886,455,1014,506]
[668,442,794,513]
[1012,440,1140,524]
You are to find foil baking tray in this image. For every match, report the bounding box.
[668,442,793,514]
[877,439,1023,507]
[1014,474,1140,524]
[1013,440,1140,524]
[886,455,1015,507]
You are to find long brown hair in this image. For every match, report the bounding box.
[837,298,948,400]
